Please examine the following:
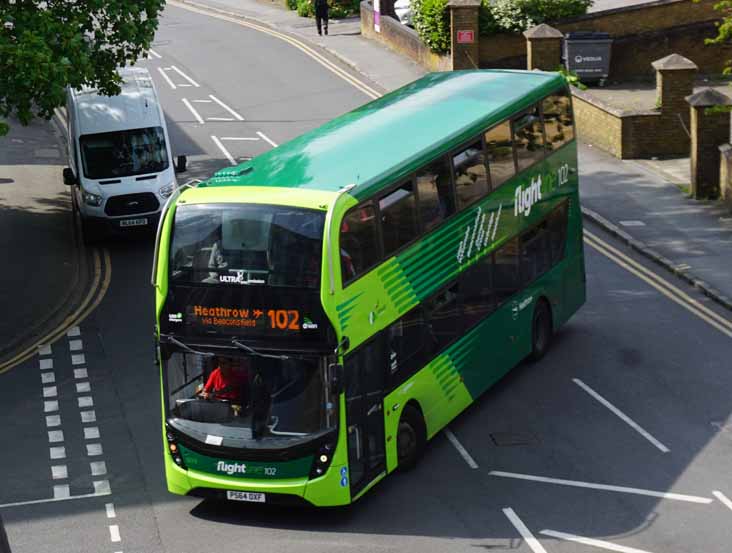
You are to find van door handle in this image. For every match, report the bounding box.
[367,404,381,416]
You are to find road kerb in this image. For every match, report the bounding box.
[582,206,732,312]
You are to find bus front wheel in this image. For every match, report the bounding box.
[397,405,425,471]
[530,299,553,362]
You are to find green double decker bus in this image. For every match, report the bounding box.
[152,70,585,507]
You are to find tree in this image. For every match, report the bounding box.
[706,0,732,73]
[0,0,165,136]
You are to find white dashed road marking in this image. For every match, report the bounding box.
[109,524,121,542]
[573,378,670,453]
[157,67,177,90]
[170,65,200,87]
[106,503,116,518]
[211,135,237,165]
[209,94,244,120]
[540,530,654,553]
[503,508,548,553]
[81,410,97,423]
[40,358,53,370]
[713,490,732,512]
[256,131,278,148]
[490,471,712,503]
[74,368,88,379]
[182,98,205,125]
[71,354,85,365]
[444,428,478,469]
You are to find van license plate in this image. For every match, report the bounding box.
[227,491,265,503]
[120,218,148,227]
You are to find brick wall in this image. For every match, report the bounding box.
[361,1,451,71]
[571,88,689,159]
[480,0,729,78]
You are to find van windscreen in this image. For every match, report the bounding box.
[79,126,169,179]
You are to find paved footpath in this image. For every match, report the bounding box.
[0,117,79,363]
[579,144,732,310]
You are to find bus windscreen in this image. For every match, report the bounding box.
[170,204,325,289]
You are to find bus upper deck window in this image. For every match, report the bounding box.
[484,121,516,189]
[452,141,489,211]
[542,92,574,151]
[340,204,380,284]
[512,106,545,172]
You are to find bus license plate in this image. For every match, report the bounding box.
[120,218,148,227]
[227,491,265,503]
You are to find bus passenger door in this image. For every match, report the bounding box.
[344,336,386,498]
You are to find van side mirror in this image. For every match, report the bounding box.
[62,168,76,186]
[329,363,344,395]
[175,155,187,174]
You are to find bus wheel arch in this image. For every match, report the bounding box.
[396,401,426,471]
[530,297,553,362]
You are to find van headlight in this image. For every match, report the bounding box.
[82,190,103,207]
[159,183,176,198]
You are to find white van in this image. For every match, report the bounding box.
[63,66,185,241]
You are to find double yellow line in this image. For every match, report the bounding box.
[169,0,382,100]
[584,230,732,339]
[0,248,112,374]
[0,106,113,374]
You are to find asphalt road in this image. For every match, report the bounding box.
[2,4,732,553]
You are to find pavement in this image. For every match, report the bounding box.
[0,117,87,368]
[1,0,731,370]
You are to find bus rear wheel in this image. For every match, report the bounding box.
[397,405,425,471]
[530,299,553,362]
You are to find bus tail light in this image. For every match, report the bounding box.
[166,426,187,469]
[309,441,335,479]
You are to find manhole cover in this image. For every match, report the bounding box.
[490,432,537,446]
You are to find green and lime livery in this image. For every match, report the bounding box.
[154,70,585,506]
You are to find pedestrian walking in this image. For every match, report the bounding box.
[315,0,329,35]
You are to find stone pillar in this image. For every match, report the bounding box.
[720,144,732,210]
[448,0,481,71]
[686,88,732,199]
[652,54,698,129]
[523,24,563,71]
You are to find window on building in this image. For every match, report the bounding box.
[452,141,490,210]
[512,106,545,172]
[484,121,516,188]
[380,181,419,257]
[416,158,455,232]
[542,91,575,152]
[340,204,380,284]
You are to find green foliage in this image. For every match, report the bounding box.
[295,0,360,18]
[297,0,315,17]
[705,0,732,74]
[287,0,299,10]
[0,0,165,136]
[479,0,593,37]
[413,0,451,55]
[557,66,587,90]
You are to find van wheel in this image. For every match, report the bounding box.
[397,405,425,471]
[530,299,552,362]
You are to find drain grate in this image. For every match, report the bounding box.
[490,432,538,446]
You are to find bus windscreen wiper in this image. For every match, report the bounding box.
[231,339,289,360]
[161,334,215,357]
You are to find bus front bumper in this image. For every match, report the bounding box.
[166,459,352,507]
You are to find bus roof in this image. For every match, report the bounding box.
[202,70,565,201]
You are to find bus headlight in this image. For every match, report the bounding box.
[165,425,187,469]
[309,441,335,480]
[159,183,176,198]
[82,190,103,207]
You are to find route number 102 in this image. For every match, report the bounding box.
[557,163,570,186]
[267,309,300,330]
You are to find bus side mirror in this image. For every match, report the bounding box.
[62,168,76,186]
[175,155,187,174]
[329,363,344,395]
